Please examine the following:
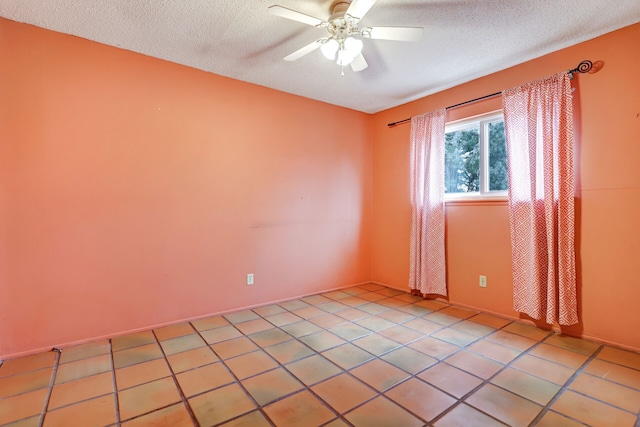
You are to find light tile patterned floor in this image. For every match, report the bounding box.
[1,283,640,426]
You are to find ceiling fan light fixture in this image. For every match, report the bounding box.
[335,36,362,65]
[321,38,339,60]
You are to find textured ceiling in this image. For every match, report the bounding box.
[1,1,639,113]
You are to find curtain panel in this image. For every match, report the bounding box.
[502,72,578,325]
[409,109,447,296]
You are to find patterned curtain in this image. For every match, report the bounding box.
[409,109,447,296]
[502,72,578,325]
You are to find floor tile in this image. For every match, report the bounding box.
[583,358,640,389]
[356,292,386,302]
[321,343,374,370]
[335,307,369,321]
[280,320,322,338]
[224,310,260,324]
[160,334,206,356]
[433,403,507,426]
[350,359,410,392]
[529,343,589,369]
[385,378,456,422]
[224,350,279,380]
[543,334,601,356]
[2,415,40,427]
[118,377,181,420]
[403,318,444,335]
[248,328,292,348]
[48,371,113,409]
[252,304,286,317]
[218,409,271,427]
[467,313,512,329]
[341,286,370,296]
[112,343,163,369]
[55,354,111,384]
[111,331,156,352]
[397,304,433,316]
[376,298,409,309]
[439,306,477,319]
[358,283,385,292]
[328,323,371,341]
[234,318,274,335]
[264,339,315,364]
[175,361,235,396]
[338,297,369,308]
[423,312,462,326]
[466,383,542,427]
[380,346,437,374]
[292,306,326,320]
[450,320,495,337]
[59,340,110,364]
[279,299,312,311]
[299,331,346,352]
[285,354,342,386]
[393,293,423,303]
[263,390,335,427]
[241,368,304,405]
[189,383,256,426]
[115,358,171,390]
[596,345,640,370]
[374,288,405,297]
[409,336,460,360]
[153,323,195,341]
[535,410,585,427]
[308,314,348,329]
[377,310,416,324]
[354,316,396,332]
[468,339,521,364]
[418,363,483,398]
[569,372,640,412]
[378,325,423,345]
[0,367,53,398]
[0,388,48,425]
[502,322,551,341]
[0,352,56,379]
[301,295,333,305]
[122,402,193,427]
[200,325,243,344]
[211,337,259,360]
[510,354,575,385]
[352,334,401,356]
[486,330,537,352]
[264,312,303,327]
[311,373,376,413]
[414,299,450,311]
[344,396,424,427]
[42,395,115,427]
[490,367,560,405]
[166,346,218,374]
[191,315,229,332]
[432,328,479,347]
[445,351,503,380]
[357,302,387,315]
[551,389,636,427]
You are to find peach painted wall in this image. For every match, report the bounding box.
[372,23,640,351]
[0,18,373,358]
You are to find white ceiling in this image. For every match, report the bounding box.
[1,1,639,113]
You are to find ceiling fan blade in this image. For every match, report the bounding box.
[346,0,377,21]
[283,40,323,62]
[366,26,423,42]
[350,53,368,72]
[268,5,325,27]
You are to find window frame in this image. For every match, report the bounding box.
[444,110,508,202]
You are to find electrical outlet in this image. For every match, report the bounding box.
[247,273,254,286]
[479,275,487,288]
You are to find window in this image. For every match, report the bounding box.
[444,111,507,199]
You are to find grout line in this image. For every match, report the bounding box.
[38,349,62,427]
[150,329,200,427]
[108,340,122,427]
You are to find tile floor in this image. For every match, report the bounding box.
[1,283,640,427]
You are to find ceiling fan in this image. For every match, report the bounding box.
[268,0,423,73]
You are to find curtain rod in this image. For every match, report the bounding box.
[387,60,593,128]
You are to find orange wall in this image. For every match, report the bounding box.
[372,23,640,351]
[0,18,373,358]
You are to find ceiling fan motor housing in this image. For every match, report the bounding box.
[328,1,358,40]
